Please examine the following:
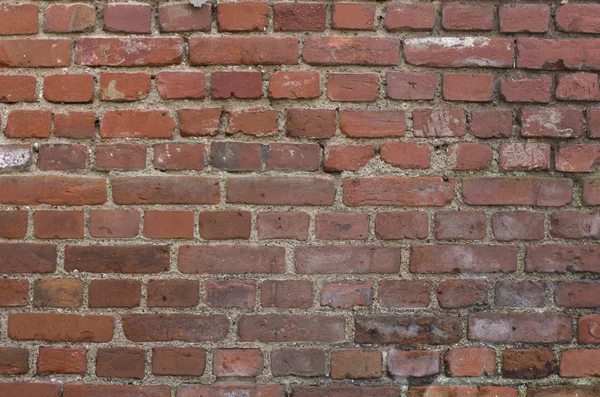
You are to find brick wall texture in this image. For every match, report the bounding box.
[0,1,599,396]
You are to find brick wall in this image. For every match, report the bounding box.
[0,1,599,396]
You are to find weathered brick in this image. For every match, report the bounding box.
[76,38,183,66]
[295,246,400,274]
[355,315,461,344]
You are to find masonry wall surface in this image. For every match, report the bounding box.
[0,1,599,396]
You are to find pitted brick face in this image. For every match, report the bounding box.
[0,1,598,395]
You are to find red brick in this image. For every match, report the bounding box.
[179,108,222,137]
[495,280,546,308]
[442,3,494,31]
[340,110,406,138]
[96,144,146,171]
[0,144,31,173]
[54,111,96,139]
[76,38,183,66]
[331,350,381,379]
[206,279,256,308]
[156,72,205,100]
[555,281,600,308]
[274,2,326,31]
[551,211,600,239]
[211,141,262,172]
[152,348,206,376]
[386,71,436,100]
[212,71,262,99]
[0,210,28,239]
[463,178,573,206]
[90,210,139,238]
[375,211,429,240]
[0,176,106,206]
[295,386,398,397]
[445,348,495,377]
[64,385,169,397]
[8,313,113,342]
[266,143,320,171]
[158,3,211,32]
[584,178,600,205]
[517,38,600,70]
[443,73,493,101]
[388,350,440,377]
[579,316,600,343]
[0,75,36,103]
[492,211,545,241]
[179,385,284,397]
[88,279,141,308]
[34,211,84,239]
[112,176,219,205]
[379,280,431,308]
[260,280,313,308]
[404,37,514,68]
[44,74,93,103]
[0,383,59,397]
[560,349,600,377]
[0,39,71,67]
[103,3,151,33]
[154,143,205,171]
[271,349,326,376]
[385,4,435,31]
[468,313,572,343]
[217,2,268,32]
[33,278,83,308]
[286,108,335,138]
[64,245,169,273]
[556,144,600,172]
[556,73,600,101]
[101,110,175,138]
[122,314,229,342]
[321,280,373,309]
[96,348,144,379]
[0,279,28,306]
[199,210,251,240]
[413,108,466,137]
[324,144,375,171]
[500,143,551,171]
[381,142,430,169]
[450,142,492,171]
[303,36,400,65]
[343,177,454,206]
[0,347,28,375]
[526,386,600,397]
[327,73,378,102]
[228,108,277,136]
[355,315,461,344]
[144,211,195,239]
[500,75,552,103]
[295,246,400,274]
[503,348,554,379]
[411,386,516,396]
[0,4,38,34]
[434,211,486,240]
[269,71,320,99]
[100,72,151,102]
[213,349,264,377]
[556,4,600,33]
[500,4,550,33]
[190,37,298,65]
[227,177,334,205]
[179,245,285,274]
[44,4,96,33]
[37,347,86,375]
[0,243,56,274]
[315,211,369,240]
[147,279,199,308]
[526,244,600,273]
[437,280,488,308]
[38,143,88,171]
[333,3,375,31]
[257,212,309,240]
[411,245,517,273]
[6,110,52,138]
[470,109,513,138]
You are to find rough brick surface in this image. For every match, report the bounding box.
[0,2,596,395]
